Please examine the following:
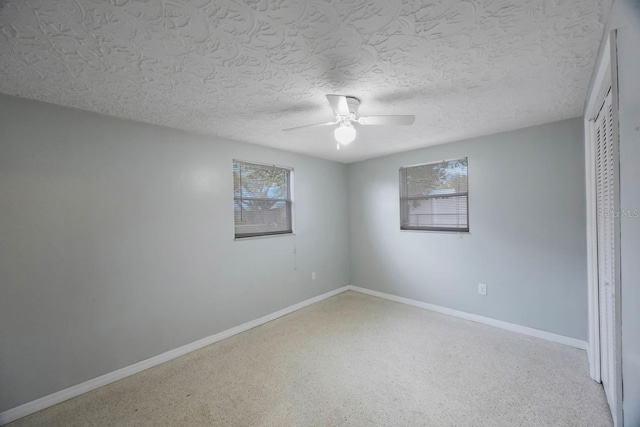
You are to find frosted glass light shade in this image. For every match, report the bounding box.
[334,124,356,144]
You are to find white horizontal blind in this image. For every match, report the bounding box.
[400,158,468,231]
[233,160,292,238]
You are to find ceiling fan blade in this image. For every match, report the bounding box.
[326,95,349,116]
[282,120,337,132]
[358,115,415,126]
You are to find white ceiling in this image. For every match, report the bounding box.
[0,0,610,163]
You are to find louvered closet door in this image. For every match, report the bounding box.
[595,89,617,413]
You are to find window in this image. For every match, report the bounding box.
[400,158,468,232]
[233,160,293,239]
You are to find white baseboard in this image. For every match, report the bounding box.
[1,284,587,425]
[0,286,350,425]
[348,286,588,350]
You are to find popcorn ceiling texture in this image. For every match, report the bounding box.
[0,0,611,163]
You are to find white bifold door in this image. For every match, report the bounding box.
[594,88,618,418]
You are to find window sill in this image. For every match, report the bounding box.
[234,233,295,241]
[400,228,470,234]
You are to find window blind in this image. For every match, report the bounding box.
[400,158,469,232]
[233,160,292,238]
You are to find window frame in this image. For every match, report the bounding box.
[233,159,294,240]
[399,157,469,233]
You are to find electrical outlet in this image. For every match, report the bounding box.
[312,272,317,280]
[478,283,487,296]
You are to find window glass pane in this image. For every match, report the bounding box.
[233,161,292,238]
[402,196,468,229]
[233,162,289,199]
[404,159,467,197]
[400,158,468,232]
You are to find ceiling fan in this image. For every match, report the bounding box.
[283,95,415,149]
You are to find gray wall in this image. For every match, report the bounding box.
[348,118,587,340]
[0,94,350,412]
[603,0,640,424]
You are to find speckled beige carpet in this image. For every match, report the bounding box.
[9,291,611,426]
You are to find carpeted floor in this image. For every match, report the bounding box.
[9,291,612,426]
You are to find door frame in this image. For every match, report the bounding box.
[584,30,623,426]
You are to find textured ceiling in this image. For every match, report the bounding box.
[0,0,611,163]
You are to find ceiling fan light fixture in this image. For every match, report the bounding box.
[334,123,356,145]
[283,95,415,150]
